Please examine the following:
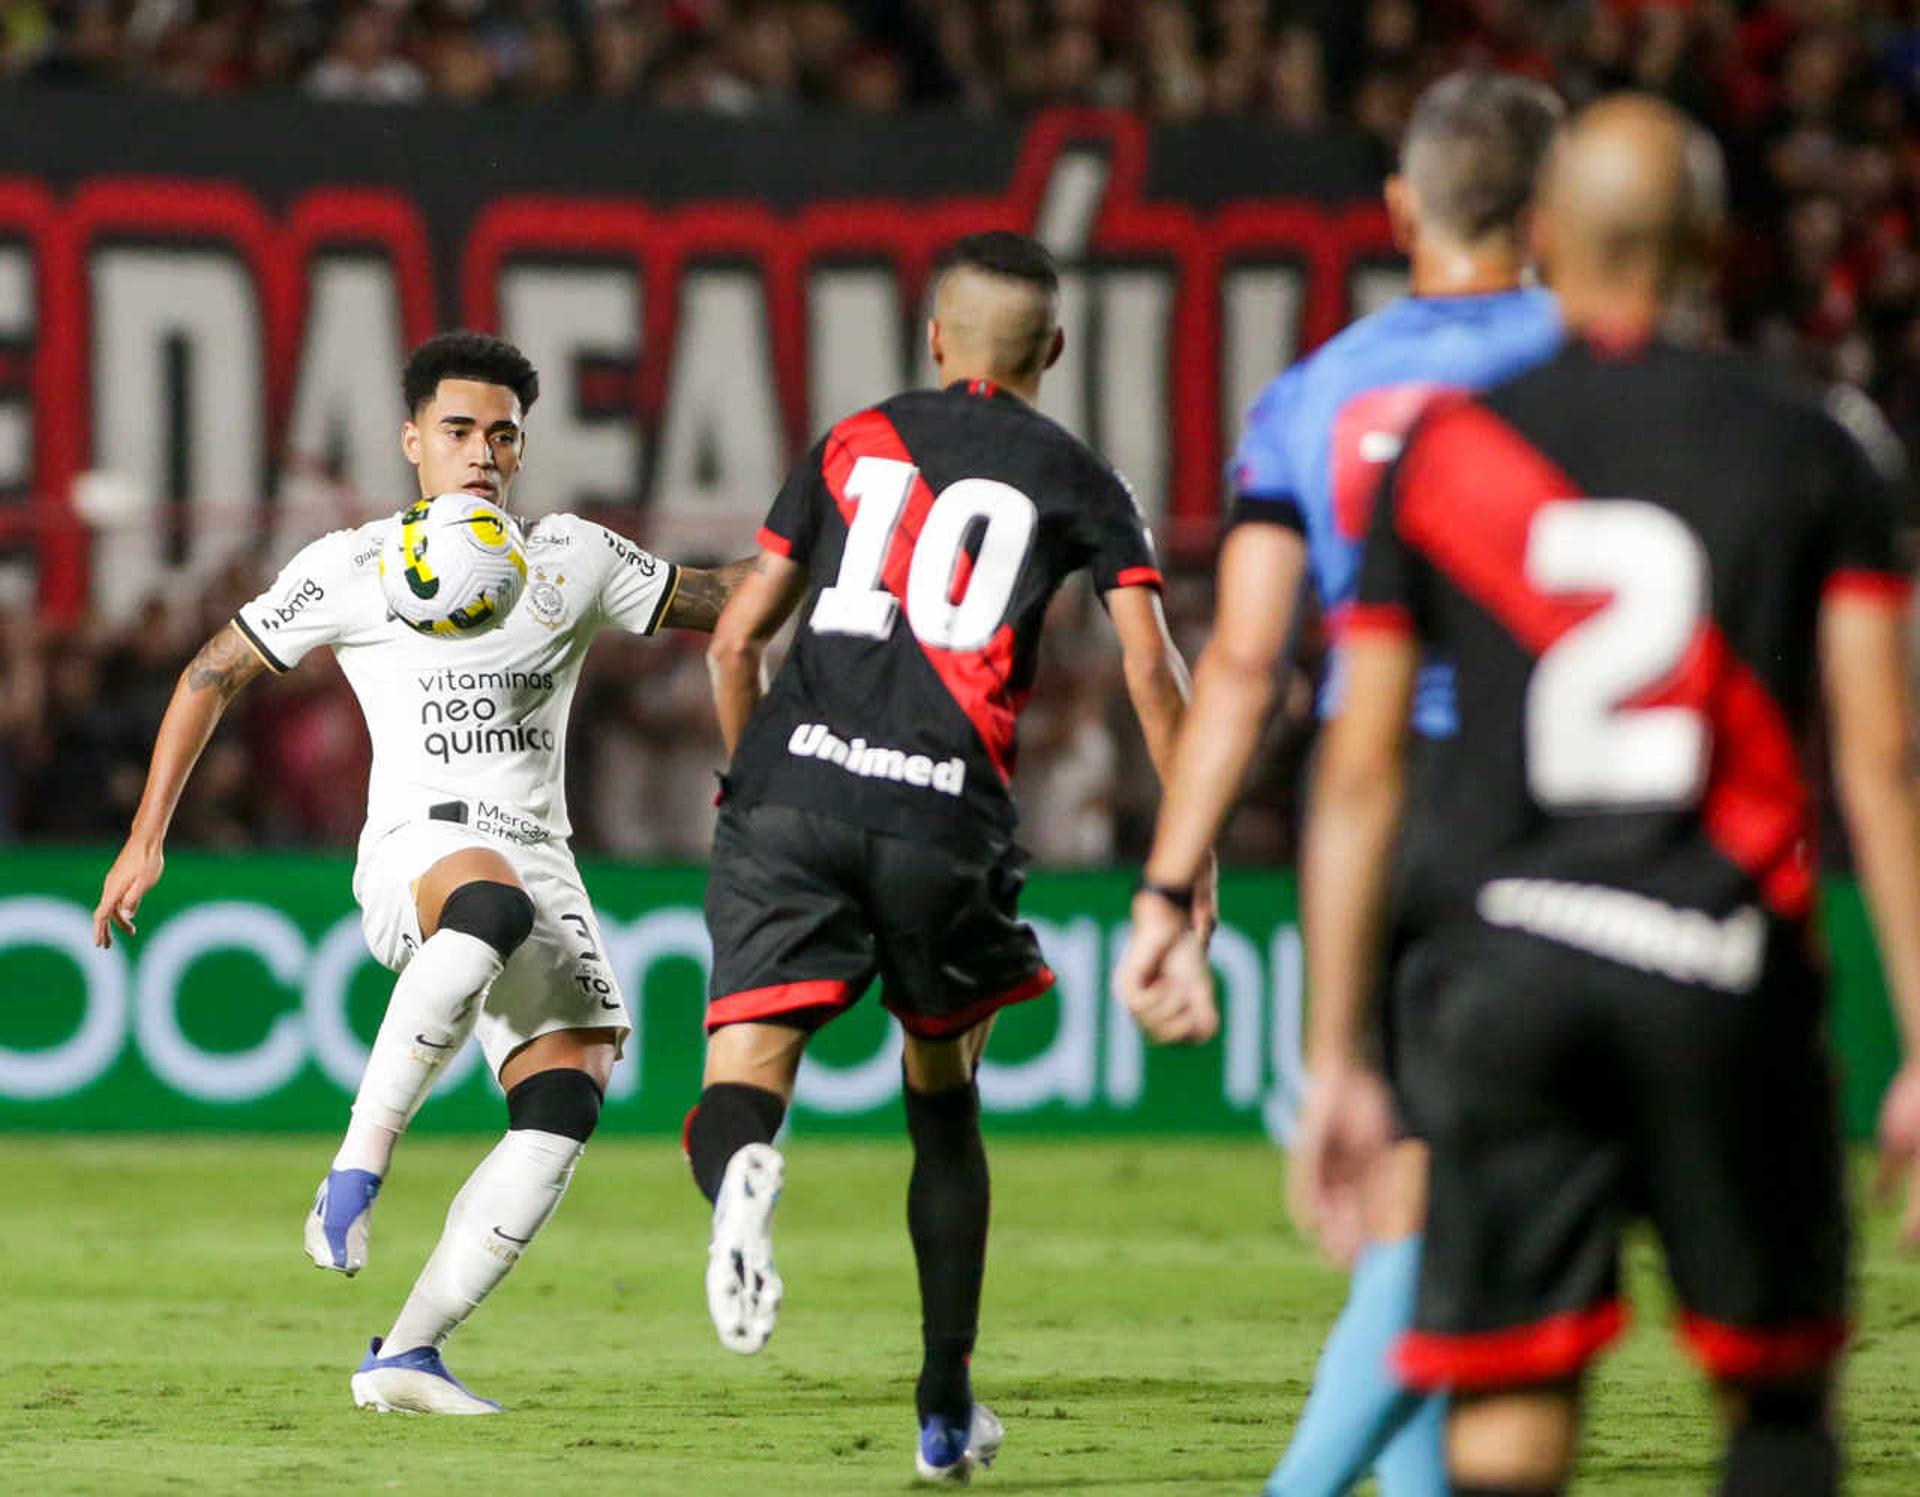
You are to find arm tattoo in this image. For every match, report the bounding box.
[661,556,757,633]
[185,626,264,700]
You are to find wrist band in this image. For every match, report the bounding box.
[1137,879,1195,912]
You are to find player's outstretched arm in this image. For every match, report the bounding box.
[92,622,267,948]
[1116,524,1309,1039]
[707,548,809,757]
[659,556,758,633]
[1293,629,1414,1266]
[1822,593,1920,1246]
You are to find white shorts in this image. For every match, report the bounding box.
[353,819,630,1077]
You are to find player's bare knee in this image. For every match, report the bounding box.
[1448,1383,1581,1493]
[436,880,536,960]
[902,1020,992,1094]
[505,1067,604,1143]
[703,1021,807,1097]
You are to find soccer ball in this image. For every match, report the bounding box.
[379,494,528,638]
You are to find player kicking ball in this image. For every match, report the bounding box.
[687,231,1213,1482]
[94,331,746,1415]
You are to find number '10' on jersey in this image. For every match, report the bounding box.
[724,379,1164,858]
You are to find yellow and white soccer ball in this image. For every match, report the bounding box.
[379,493,528,638]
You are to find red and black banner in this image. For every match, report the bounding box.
[0,92,1397,619]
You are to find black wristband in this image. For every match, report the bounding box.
[1137,879,1195,912]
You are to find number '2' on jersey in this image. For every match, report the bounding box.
[1354,339,1913,932]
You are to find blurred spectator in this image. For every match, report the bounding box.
[306,3,426,103]
[573,632,725,859]
[1016,589,1121,865]
[0,608,45,839]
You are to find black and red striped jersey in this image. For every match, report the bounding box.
[726,379,1163,856]
[1356,338,1911,959]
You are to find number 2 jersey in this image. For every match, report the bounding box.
[1355,337,1912,977]
[726,379,1164,858]
[232,511,679,850]
[1231,287,1562,735]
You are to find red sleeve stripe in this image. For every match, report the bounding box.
[1113,566,1165,590]
[756,525,794,558]
[1676,1312,1848,1381]
[1824,569,1912,606]
[1341,602,1414,637]
[705,978,852,1032]
[1396,1301,1628,1392]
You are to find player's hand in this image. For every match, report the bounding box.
[1115,890,1219,1045]
[93,840,163,948]
[1876,1060,1920,1249]
[1290,1063,1395,1269]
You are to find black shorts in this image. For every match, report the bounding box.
[1375,927,1453,1142]
[1375,736,1458,1141]
[704,801,1053,1038]
[1399,925,1849,1394]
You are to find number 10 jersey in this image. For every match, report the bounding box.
[727,379,1164,858]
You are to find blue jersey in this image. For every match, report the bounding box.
[1231,287,1561,736]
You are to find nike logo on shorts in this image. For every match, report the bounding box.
[414,1034,454,1050]
[493,1226,533,1245]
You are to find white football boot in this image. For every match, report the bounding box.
[305,1169,381,1276]
[916,1403,1005,1484]
[350,1337,502,1415]
[706,1142,785,1354]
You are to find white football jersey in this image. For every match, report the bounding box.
[234,511,679,847]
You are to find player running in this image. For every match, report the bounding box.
[93,331,747,1415]
[1297,96,1920,1496]
[1114,71,1564,1497]
[687,231,1211,1483]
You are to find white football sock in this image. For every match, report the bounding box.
[332,928,503,1174]
[382,1128,583,1354]
[331,1114,400,1179]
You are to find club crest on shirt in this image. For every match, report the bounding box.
[527,571,567,627]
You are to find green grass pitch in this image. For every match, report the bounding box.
[5,1136,1919,1494]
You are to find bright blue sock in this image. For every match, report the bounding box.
[1370,1372,1446,1497]
[1264,1234,1441,1497]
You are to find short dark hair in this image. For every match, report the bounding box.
[1402,71,1565,244]
[936,231,1060,296]
[402,331,539,415]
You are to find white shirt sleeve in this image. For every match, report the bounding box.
[232,530,358,672]
[583,521,680,636]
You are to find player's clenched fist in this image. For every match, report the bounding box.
[94,839,163,947]
[1115,888,1220,1045]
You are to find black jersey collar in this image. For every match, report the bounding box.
[946,378,1017,403]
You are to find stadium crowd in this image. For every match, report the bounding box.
[2,0,1916,859]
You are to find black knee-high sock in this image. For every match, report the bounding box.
[905,1078,989,1425]
[685,1082,786,1204]
[1718,1385,1837,1497]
